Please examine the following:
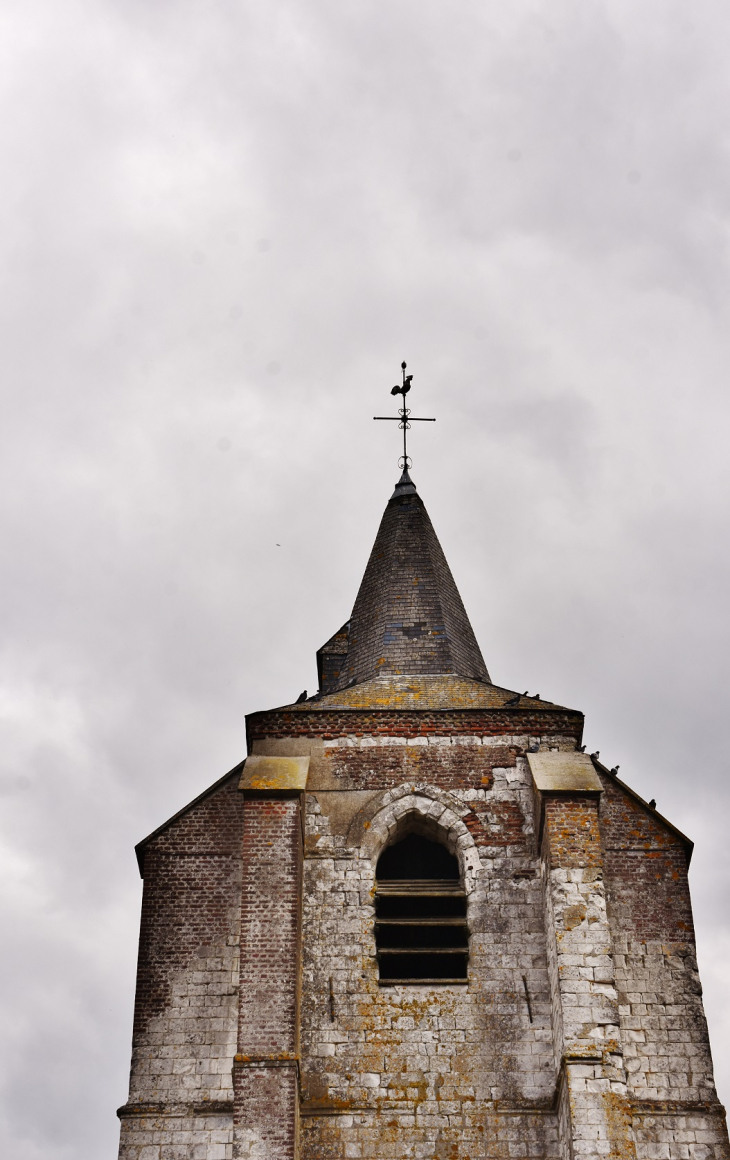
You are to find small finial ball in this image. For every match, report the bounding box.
[401,360,407,369]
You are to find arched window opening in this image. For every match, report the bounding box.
[375,832,468,985]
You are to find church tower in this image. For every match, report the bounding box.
[117,381,729,1160]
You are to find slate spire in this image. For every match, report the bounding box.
[317,474,490,693]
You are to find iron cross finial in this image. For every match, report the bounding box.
[374,360,435,471]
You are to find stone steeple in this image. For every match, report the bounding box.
[317,470,489,694]
[119,443,726,1160]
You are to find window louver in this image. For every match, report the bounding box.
[375,833,468,985]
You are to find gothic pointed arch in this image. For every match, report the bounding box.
[355,784,482,895]
[354,785,482,986]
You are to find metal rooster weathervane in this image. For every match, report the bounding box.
[374,361,435,471]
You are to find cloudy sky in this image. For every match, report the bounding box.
[1,1,730,1155]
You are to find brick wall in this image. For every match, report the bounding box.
[237,797,301,1058]
[233,1066,298,1160]
[599,773,725,1157]
[234,795,302,1160]
[539,788,629,1160]
[600,777,694,941]
[118,773,245,1160]
[542,794,603,869]
[300,744,559,1160]
[323,739,513,790]
[118,722,729,1160]
[246,707,583,748]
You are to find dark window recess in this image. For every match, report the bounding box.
[375,833,468,985]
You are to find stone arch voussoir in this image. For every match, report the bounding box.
[356,783,481,895]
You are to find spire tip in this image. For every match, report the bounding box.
[391,466,417,499]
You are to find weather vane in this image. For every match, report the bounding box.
[374,361,435,471]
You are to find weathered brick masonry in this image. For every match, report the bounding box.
[234,794,303,1160]
[118,471,729,1160]
[598,772,724,1155]
[118,772,245,1158]
[246,708,583,746]
[297,732,562,1160]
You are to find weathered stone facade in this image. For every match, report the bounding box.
[118,475,729,1160]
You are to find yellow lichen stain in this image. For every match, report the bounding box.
[289,673,568,713]
[306,958,490,1160]
[300,1093,362,1114]
[563,904,587,930]
[603,1088,637,1160]
[234,1052,297,1063]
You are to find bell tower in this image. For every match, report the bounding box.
[117,368,729,1160]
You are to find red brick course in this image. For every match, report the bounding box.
[599,776,693,940]
[323,743,510,790]
[542,794,603,869]
[234,795,302,1160]
[237,797,301,1057]
[463,798,526,846]
[246,707,583,747]
[233,1064,298,1160]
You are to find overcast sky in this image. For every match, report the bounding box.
[1,1,730,1156]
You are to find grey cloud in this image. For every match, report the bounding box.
[1,1,729,1155]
